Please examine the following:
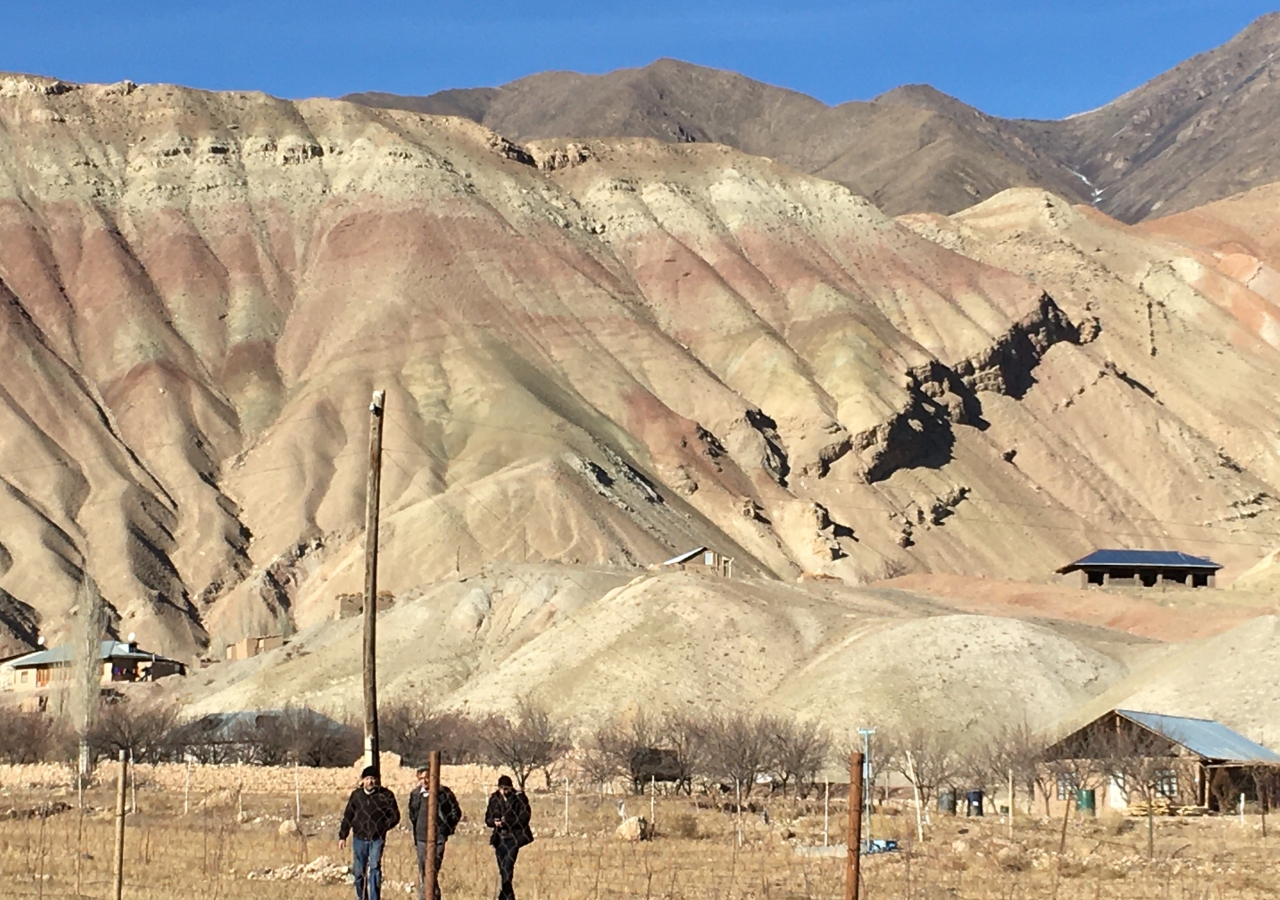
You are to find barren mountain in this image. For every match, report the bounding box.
[348,14,1280,223]
[348,59,1090,217]
[1015,12,1280,222]
[0,65,1279,738]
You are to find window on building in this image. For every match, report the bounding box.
[20,670,28,682]
[1056,774,1079,800]
[704,551,715,566]
[1155,769,1178,799]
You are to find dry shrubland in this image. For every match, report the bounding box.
[2,779,1279,900]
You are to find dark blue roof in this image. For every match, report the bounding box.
[1057,549,1221,573]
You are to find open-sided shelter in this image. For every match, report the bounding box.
[1056,550,1222,588]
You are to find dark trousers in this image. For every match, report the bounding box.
[352,836,385,900]
[493,834,521,900]
[416,839,447,900]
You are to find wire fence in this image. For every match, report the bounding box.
[1,766,1278,900]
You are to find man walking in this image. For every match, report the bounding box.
[339,766,401,900]
[408,764,462,900]
[484,775,533,900]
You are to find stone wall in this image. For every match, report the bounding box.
[0,755,511,796]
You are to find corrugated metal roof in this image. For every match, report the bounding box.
[1118,710,1280,763]
[1057,549,1222,573]
[662,547,709,566]
[7,640,167,669]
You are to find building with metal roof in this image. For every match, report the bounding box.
[1056,549,1222,588]
[1038,708,1279,815]
[660,546,734,577]
[1,639,185,694]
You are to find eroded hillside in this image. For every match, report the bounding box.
[1,74,1279,664]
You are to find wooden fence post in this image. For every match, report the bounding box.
[846,751,864,900]
[113,750,127,900]
[424,750,440,900]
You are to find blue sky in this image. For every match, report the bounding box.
[2,1,1275,119]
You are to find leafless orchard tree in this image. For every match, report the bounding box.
[1252,764,1280,839]
[697,711,772,800]
[90,698,181,763]
[0,706,70,763]
[967,720,1046,818]
[765,716,831,798]
[481,698,569,791]
[1040,726,1117,854]
[380,701,492,765]
[579,722,629,788]
[883,727,958,813]
[1103,723,1180,860]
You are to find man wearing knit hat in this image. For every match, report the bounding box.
[484,775,533,900]
[339,766,402,900]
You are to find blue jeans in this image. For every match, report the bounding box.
[352,836,385,900]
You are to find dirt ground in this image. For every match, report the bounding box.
[3,782,1277,900]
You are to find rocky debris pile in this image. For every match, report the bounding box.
[2,801,72,820]
[246,855,351,885]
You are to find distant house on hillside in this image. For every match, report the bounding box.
[1037,709,1280,816]
[335,590,396,620]
[661,546,734,578]
[225,634,286,661]
[1057,549,1222,588]
[1,639,186,694]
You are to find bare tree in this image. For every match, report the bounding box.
[657,711,703,795]
[481,698,569,791]
[0,707,70,763]
[967,721,1046,819]
[579,722,629,788]
[883,727,957,813]
[1104,723,1185,859]
[1252,765,1280,839]
[1040,725,1116,854]
[698,711,772,800]
[765,715,830,798]
[381,702,491,765]
[90,698,180,763]
[233,707,360,767]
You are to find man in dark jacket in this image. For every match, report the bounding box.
[484,775,533,900]
[339,766,402,900]
[407,765,462,900]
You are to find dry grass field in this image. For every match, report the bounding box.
[2,782,1278,900]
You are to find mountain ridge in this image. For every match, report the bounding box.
[346,13,1280,222]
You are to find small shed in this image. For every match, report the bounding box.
[662,546,734,578]
[1038,709,1280,816]
[1057,549,1222,588]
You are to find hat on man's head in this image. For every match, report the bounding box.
[361,766,378,780]
[497,775,513,788]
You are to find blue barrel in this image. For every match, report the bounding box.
[938,790,957,815]
[966,790,984,816]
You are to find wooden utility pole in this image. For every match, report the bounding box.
[363,389,386,773]
[113,750,128,900]
[424,750,441,900]
[846,751,864,900]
